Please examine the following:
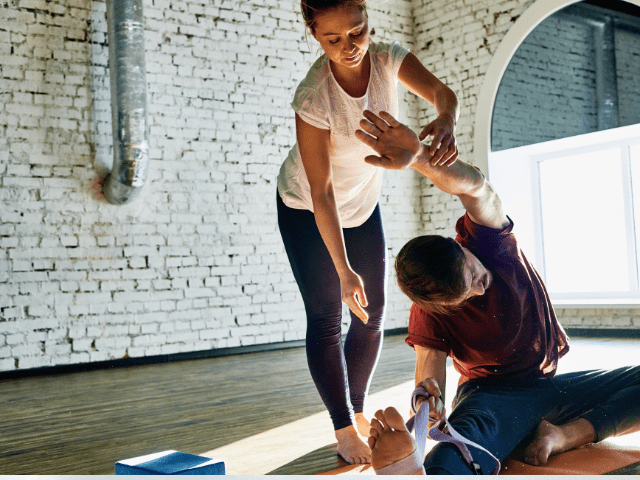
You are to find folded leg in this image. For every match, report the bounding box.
[550,366,640,440]
[424,377,561,474]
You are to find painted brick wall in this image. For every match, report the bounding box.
[0,0,419,372]
[617,28,640,128]
[409,0,640,333]
[491,12,640,151]
[2,0,639,373]
[411,0,533,232]
[491,14,597,151]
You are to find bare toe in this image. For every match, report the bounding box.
[382,406,409,431]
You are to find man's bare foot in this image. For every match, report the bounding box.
[336,424,371,464]
[368,407,424,474]
[523,419,597,466]
[355,412,371,438]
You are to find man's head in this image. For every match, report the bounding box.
[395,235,492,315]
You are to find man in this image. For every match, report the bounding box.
[355,110,640,475]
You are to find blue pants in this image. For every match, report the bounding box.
[277,193,387,430]
[424,366,640,474]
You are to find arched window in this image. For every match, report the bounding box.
[476,0,640,305]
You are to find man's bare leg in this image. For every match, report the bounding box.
[523,418,597,466]
[336,424,371,464]
[368,407,425,474]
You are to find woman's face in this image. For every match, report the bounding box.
[311,4,370,71]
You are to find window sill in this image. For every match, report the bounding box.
[551,299,640,309]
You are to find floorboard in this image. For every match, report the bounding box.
[1,334,639,475]
[1,333,415,475]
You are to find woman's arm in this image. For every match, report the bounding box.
[295,114,369,323]
[356,110,510,230]
[397,52,460,167]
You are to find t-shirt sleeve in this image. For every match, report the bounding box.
[291,86,330,130]
[374,41,410,78]
[405,303,451,355]
[389,41,410,77]
[455,213,517,258]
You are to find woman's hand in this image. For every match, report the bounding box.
[340,268,369,323]
[419,113,458,167]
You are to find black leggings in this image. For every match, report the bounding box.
[277,193,387,430]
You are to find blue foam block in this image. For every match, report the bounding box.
[115,450,225,475]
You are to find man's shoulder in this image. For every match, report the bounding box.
[456,213,517,255]
[408,302,454,327]
[409,302,435,320]
[406,304,451,354]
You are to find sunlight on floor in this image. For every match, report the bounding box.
[203,337,640,475]
[200,379,418,475]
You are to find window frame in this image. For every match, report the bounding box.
[488,123,640,306]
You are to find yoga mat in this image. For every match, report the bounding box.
[500,441,640,475]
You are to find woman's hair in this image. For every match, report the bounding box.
[394,235,467,315]
[301,0,368,32]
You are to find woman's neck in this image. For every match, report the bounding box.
[330,51,371,98]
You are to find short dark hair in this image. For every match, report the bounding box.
[395,235,467,315]
[300,0,367,32]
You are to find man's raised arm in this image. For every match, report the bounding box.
[356,110,509,230]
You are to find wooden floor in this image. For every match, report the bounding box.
[1,334,639,475]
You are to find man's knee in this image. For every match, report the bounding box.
[425,442,499,476]
[424,442,477,475]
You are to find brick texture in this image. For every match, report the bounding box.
[1,0,638,372]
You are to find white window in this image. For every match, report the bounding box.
[489,123,640,305]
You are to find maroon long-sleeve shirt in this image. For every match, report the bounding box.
[406,214,570,385]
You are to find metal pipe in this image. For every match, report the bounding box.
[104,0,149,204]
[593,17,620,130]
[559,3,620,131]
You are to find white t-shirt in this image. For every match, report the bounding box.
[277,41,410,228]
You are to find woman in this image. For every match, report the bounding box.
[276,0,459,464]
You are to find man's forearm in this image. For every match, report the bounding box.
[410,145,486,199]
[356,109,509,230]
[411,150,508,229]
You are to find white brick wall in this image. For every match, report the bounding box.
[411,0,533,235]
[0,0,419,371]
[411,0,640,334]
[1,0,638,372]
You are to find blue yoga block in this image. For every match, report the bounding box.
[115,450,225,475]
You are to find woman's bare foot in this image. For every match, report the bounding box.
[368,407,424,474]
[523,419,597,466]
[355,412,372,438]
[336,424,372,464]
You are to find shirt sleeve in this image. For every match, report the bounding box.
[389,41,410,77]
[455,213,517,258]
[405,303,451,355]
[291,86,330,130]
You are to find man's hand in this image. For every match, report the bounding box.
[356,110,424,170]
[415,377,445,424]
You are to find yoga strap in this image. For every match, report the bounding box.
[373,449,425,475]
[408,387,501,475]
